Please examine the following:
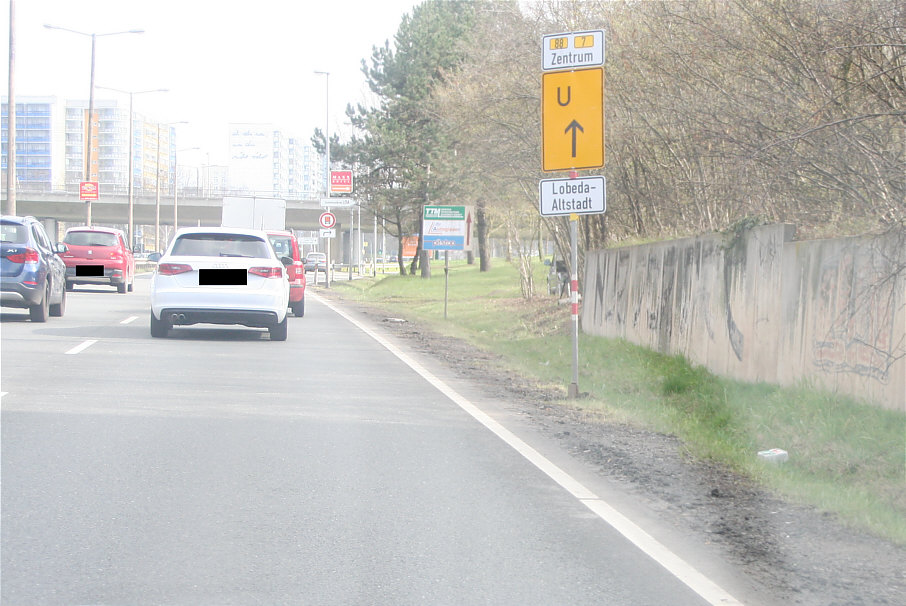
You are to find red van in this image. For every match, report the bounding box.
[267,231,306,316]
[62,227,135,293]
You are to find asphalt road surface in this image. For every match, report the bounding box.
[2,274,744,605]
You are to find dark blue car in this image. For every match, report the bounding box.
[1,215,67,322]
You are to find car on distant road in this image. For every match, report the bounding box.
[61,226,135,293]
[1,215,67,321]
[149,227,290,340]
[304,252,327,274]
[267,231,306,317]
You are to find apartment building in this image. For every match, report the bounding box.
[5,99,323,201]
[2,96,177,196]
[65,99,176,196]
[293,138,325,198]
[1,96,67,192]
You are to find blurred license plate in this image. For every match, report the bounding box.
[199,268,247,286]
[76,265,104,276]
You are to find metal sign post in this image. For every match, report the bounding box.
[569,209,580,398]
[540,30,607,398]
[348,208,354,282]
[422,205,473,320]
[444,251,450,320]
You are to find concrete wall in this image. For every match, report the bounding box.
[582,224,905,411]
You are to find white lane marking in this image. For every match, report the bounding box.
[313,292,744,606]
[120,316,139,324]
[65,339,98,355]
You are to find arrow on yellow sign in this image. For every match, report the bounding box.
[565,120,584,157]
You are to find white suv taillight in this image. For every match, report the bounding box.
[158,263,192,275]
[248,266,283,279]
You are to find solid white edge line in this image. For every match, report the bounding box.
[65,339,98,355]
[312,291,745,606]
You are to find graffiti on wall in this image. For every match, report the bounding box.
[812,247,904,384]
[582,224,904,409]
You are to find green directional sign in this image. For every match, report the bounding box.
[422,205,472,251]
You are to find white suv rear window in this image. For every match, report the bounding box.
[171,234,270,258]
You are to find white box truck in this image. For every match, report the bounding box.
[221,197,286,230]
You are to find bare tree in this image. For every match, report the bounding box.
[432,0,903,256]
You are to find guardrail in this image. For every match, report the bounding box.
[135,261,158,274]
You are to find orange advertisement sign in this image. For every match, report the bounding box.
[401,236,419,258]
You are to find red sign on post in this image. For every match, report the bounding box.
[79,181,99,201]
[319,212,337,229]
[330,170,353,193]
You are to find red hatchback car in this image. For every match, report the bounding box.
[62,227,135,293]
[267,231,306,316]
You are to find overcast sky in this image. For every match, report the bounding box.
[3,0,418,166]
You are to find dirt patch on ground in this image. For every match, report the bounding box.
[325,290,905,606]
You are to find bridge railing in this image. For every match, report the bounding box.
[3,183,320,199]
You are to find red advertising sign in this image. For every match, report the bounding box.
[330,170,353,193]
[401,236,419,258]
[79,181,99,201]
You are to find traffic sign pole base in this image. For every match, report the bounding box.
[568,382,580,399]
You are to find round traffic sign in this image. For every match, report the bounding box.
[319,212,337,229]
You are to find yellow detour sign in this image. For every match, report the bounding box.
[541,67,604,172]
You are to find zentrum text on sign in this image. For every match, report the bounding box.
[542,30,604,71]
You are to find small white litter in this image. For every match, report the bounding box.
[757,448,789,464]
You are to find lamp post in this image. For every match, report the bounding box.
[174,146,199,237]
[6,0,16,216]
[44,24,143,226]
[315,70,330,288]
[95,85,167,249]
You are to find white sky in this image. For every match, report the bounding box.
[3,0,418,166]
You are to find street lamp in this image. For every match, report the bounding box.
[315,70,330,288]
[174,146,199,236]
[95,85,167,249]
[44,24,144,226]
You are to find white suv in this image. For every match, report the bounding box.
[150,227,290,340]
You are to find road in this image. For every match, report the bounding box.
[2,274,741,605]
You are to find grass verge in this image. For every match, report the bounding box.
[329,260,906,545]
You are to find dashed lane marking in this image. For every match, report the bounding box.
[65,339,98,355]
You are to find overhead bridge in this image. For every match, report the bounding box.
[4,192,342,232]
